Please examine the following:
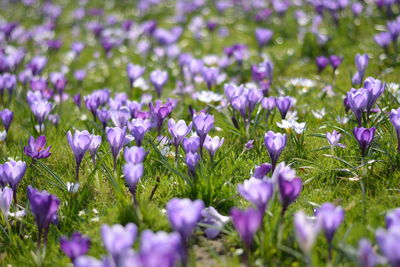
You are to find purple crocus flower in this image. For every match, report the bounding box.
[252,163,272,179]
[347,88,368,126]
[326,130,346,148]
[238,177,273,212]
[106,126,128,170]
[273,163,302,215]
[315,203,345,244]
[364,77,385,113]
[0,186,13,220]
[352,54,369,85]
[24,136,52,159]
[389,108,400,152]
[97,108,111,128]
[294,211,320,255]
[201,66,219,90]
[255,28,273,48]
[150,70,168,98]
[88,135,102,165]
[316,56,330,73]
[275,96,293,119]
[374,32,392,49]
[166,198,204,241]
[28,56,47,75]
[0,109,13,132]
[357,239,379,267]
[139,230,181,267]
[376,226,400,267]
[73,93,82,108]
[67,130,92,182]
[127,63,145,88]
[3,160,26,202]
[168,119,192,147]
[203,135,224,158]
[27,185,60,246]
[123,146,147,201]
[200,207,230,239]
[101,223,137,259]
[192,113,214,154]
[329,55,343,71]
[183,136,200,154]
[386,208,400,229]
[230,207,262,248]
[30,100,53,131]
[185,152,200,176]
[353,127,375,157]
[60,232,91,262]
[127,118,151,147]
[149,100,174,135]
[264,131,287,170]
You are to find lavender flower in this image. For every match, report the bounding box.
[0,109,13,132]
[150,70,168,98]
[60,232,91,262]
[24,136,52,159]
[0,186,13,220]
[230,207,262,248]
[353,127,375,157]
[67,130,92,182]
[264,131,287,170]
[326,130,345,148]
[238,177,273,212]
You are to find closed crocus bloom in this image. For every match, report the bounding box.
[355,54,369,75]
[357,239,379,267]
[374,32,391,49]
[60,232,91,262]
[201,66,219,90]
[123,162,144,190]
[150,70,168,98]
[30,100,52,127]
[67,130,92,175]
[275,96,293,119]
[0,109,13,132]
[255,27,273,48]
[329,55,343,70]
[27,186,60,245]
[193,113,214,147]
[149,100,174,135]
[74,256,104,267]
[101,223,137,258]
[0,186,13,220]
[186,152,200,175]
[316,56,330,73]
[390,108,400,151]
[88,135,101,165]
[326,130,345,148]
[353,127,375,157]
[264,131,286,170]
[247,88,263,114]
[230,207,262,248]
[183,135,200,153]
[253,163,272,179]
[124,146,147,164]
[168,119,192,147]
[232,95,249,120]
[315,203,345,244]
[110,107,131,129]
[347,88,368,126]
[126,63,145,86]
[3,160,26,198]
[166,198,204,241]
[364,77,385,112]
[24,136,52,159]
[273,163,302,214]
[97,108,111,128]
[261,97,276,111]
[106,126,127,169]
[50,72,67,94]
[28,56,47,75]
[224,84,244,102]
[139,230,181,267]
[203,135,224,157]
[238,177,273,212]
[128,118,151,146]
[376,226,400,267]
[294,211,320,255]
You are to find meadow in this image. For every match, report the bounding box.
[1,0,400,266]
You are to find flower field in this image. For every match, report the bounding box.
[1,0,400,266]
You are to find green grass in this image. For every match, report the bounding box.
[1,0,400,266]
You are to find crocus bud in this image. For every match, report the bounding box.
[150,70,168,98]
[67,130,92,182]
[294,211,320,255]
[203,135,224,157]
[0,186,13,220]
[106,126,128,169]
[60,232,91,262]
[88,135,102,165]
[264,131,286,170]
[315,203,345,244]
[230,207,262,248]
[101,223,137,259]
[0,109,13,132]
[275,96,293,119]
[128,118,152,146]
[353,127,375,157]
[255,27,273,48]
